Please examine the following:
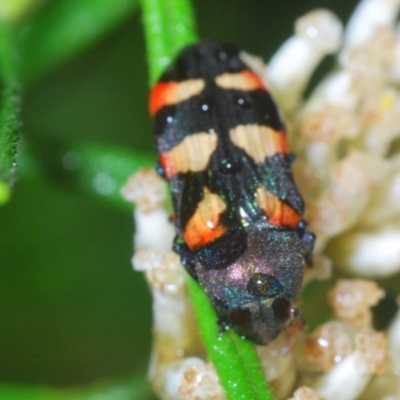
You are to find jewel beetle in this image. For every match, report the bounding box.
[149,39,315,344]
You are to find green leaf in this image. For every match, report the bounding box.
[74,143,155,210]
[20,138,155,211]
[0,179,11,203]
[20,0,139,84]
[0,0,39,22]
[0,376,155,400]
[0,20,20,204]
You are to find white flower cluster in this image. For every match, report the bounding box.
[122,1,400,399]
[268,1,400,279]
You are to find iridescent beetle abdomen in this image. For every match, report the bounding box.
[149,39,315,344]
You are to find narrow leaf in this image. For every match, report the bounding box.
[22,138,155,211]
[20,0,139,84]
[0,21,20,204]
[0,376,155,400]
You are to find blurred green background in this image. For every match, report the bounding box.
[0,0,358,394]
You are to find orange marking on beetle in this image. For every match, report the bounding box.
[183,188,228,250]
[149,79,205,115]
[255,186,302,228]
[158,152,178,179]
[215,69,267,91]
[159,131,218,179]
[229,124,288,163]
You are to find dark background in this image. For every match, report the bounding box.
[0,0,358,387]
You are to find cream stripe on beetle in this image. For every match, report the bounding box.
[229,124,288,163]
[168,79,205,103]
[150,79,205,115]
[159,131,218,177]
[214,70,266,91]
[183,187,228,250]
[255,185,302,227]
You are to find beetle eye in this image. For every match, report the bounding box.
[227,307,252,336]
[271,297,291,325]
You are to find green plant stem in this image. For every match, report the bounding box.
[19,0,139,84]
[187,277,275,400]
[0,20,20,204]
[162,0,197,63]
[140,0,196,83]
[140,0,275,398]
